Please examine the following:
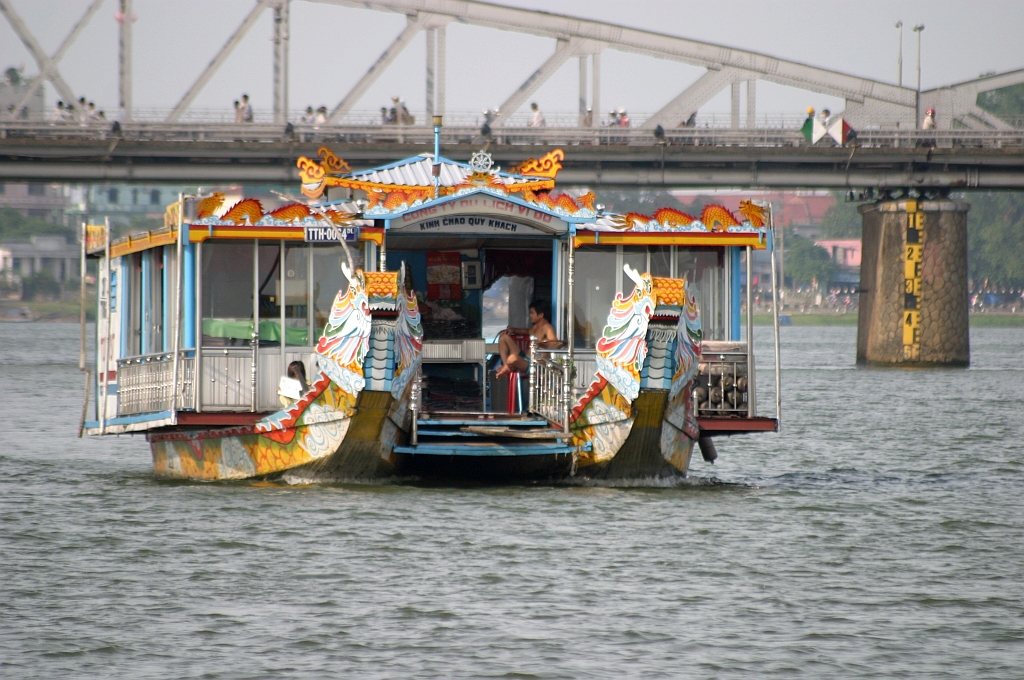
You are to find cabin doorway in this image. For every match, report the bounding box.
[384,238,556,414]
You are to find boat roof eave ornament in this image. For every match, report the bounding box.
[367,185,595,226]
[576,200,772,249]
[297,147,568,200]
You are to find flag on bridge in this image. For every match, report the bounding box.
[827,117,853,145]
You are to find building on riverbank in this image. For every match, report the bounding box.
[0,235,79,282]
[0,182,85,225]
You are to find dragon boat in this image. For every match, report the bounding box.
[83,139,781,482]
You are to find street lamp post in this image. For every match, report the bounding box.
[913,24,925,127]
[895,21,903,87]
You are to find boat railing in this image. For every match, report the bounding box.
[695,341,752,418]
[527,338,572,432]
[532,348,598,394]
[117,351,196,416]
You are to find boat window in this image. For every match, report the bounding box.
[144,248,164,354]
[481,276,510,341]
[256,242,281,346]
[573,247,617,348]
[283,244,310,347]
[622,247,647,289]
[201,240,255,346]
[127,252,142,355]
[650,246,672,278]
[312,245,362,339]
[677,248,726,340]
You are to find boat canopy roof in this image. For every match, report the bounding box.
[88,147,773,258]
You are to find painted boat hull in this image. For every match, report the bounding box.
[148,388,695,483]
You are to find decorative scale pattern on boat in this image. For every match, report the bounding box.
[364,319,397,391]
[640,323,677,390]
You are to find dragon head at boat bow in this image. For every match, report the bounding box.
[314,263,372,396]
[594,265,656,402]
[391,262,424,401]
[670,276,703,399]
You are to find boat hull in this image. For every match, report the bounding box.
[395,450,574,482]
[574,390,695,480]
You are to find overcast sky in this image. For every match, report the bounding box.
[1,0,1022,120]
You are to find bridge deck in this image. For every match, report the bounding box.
[2,124,1023,188]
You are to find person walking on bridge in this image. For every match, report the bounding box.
[922,108,936,130]
[528,102,546,128]
[239,94,253,123]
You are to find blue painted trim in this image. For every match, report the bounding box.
[141,250,151,353]
[730,246,742,341]
[394,443,575,457]
[83,409,173,429]
[162,247,170,352]
[182,243,196,349]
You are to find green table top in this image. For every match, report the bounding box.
[203,319,309,346]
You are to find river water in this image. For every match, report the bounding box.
[2,323,1022,678]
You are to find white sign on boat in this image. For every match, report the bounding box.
[304,226,359,242]
[389,196,569,235]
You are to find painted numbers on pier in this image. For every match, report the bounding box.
[903,204,924,360]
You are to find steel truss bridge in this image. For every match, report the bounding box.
[1,0,1023,189]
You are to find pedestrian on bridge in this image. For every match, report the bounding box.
[239,94,253,123]
[528,102,546,128]
[801,107,815,141]
[922,108,936,130]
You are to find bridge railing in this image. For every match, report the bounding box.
[2,120,1023,149]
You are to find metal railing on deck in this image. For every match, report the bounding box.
[117,351,195,416]
[694,342,751,418]
[527,338,571,432]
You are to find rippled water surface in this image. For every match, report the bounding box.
[2,323,1023,678]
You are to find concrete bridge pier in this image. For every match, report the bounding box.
[857,199,970,367]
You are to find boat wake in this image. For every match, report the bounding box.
[277,468,744,490]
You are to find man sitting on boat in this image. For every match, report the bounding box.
[494,300,562,378]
